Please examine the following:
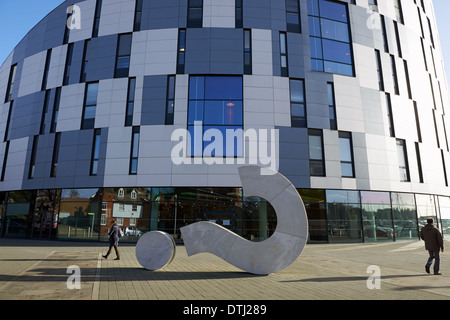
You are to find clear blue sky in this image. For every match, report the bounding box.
[0,0,449,81]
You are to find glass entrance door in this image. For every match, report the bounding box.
[31,210,56,239]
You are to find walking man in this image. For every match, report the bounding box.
[103,219,121,260]
[420,218,444,275]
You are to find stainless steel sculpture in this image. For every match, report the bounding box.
[136,231,176,271]
[180,166,308,275]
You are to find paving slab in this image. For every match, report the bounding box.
[0,238,449,301]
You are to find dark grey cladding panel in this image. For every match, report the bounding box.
[141,75,167,125]
[275,126,311,188]
[22,128,109,190]
[270,0,287,31]
[142,0,186,30]
[8,91,45,140]
[272,30,281,77]
[243,0,272,30]
[12,2,69,65]
[22,134,55,186]
[85,35,118,82]
[286,33,307,79]
[185,28,244,75]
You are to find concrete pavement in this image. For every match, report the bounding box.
[0,238,449,300]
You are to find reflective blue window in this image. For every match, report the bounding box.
[205,77,242,100]
[319,0,348,23]
[321,19,349,42]
[290,79,307,128]
[188,76,243,157]
[308,0,354,77]
[322,39,352,64]
[310,37,323,59]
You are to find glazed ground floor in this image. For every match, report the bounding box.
[0,187,449,243]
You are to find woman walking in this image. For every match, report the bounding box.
[103,219,121,260]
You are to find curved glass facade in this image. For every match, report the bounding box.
[1,187,448,243]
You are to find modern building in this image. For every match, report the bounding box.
[0,0,449,243]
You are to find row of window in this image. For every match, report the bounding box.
[372,1,448,187]
[5,0,426,106]
[307,128,410,182]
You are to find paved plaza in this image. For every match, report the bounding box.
[0,238,449,301]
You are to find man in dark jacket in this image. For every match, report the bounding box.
[103,219,121,260]
[420,218,444,275]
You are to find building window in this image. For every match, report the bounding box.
[290,79,307,128]
[63,43,74,86]
[280,32,288,77]
[368,0,378,12]
[442,114,449,152]
[101,214,107,225]
[81,82,99,130]
[92,0,103,38]
[90,129,101,176]
[308,129,325,177]
[244,29,252,75]
[394,21,402,58]
[50,132,61,177]
[429,74,436,109]
[432,109,440,148]
[5,64,17,103]
[430,47,437,78]
[28,135,39,179]
[40,90,51,134]
[385,93,395,137]
[286,0,301,33]
[396,139,410,182]
[134,0,143,32]
[80,40,90,83]
[442,150,448,187]
[125,78,136,127]
[375,50,384,91]
[187,0,203,28]
[115,33,132,78]
[42,49,52,91]
[339,131,354,178]
[413,101,422,143]
[63,9,71,44]
[165,76,176,125]
[130,126,140,175]
[380,16,389,53]
[308,0,354,76]
[1,141,10,181]
[421,38,428,72]
[327,82,337,130]
[427,17,435,48]
[187,76,243,157]
[415,142,424,183]
[403,60,412,99]
[4,101,13,142]
[50,87,62,133]
[235,0,243,28]
[390,55,399,95]
[393,0,404,24]
[177,29,186,74]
